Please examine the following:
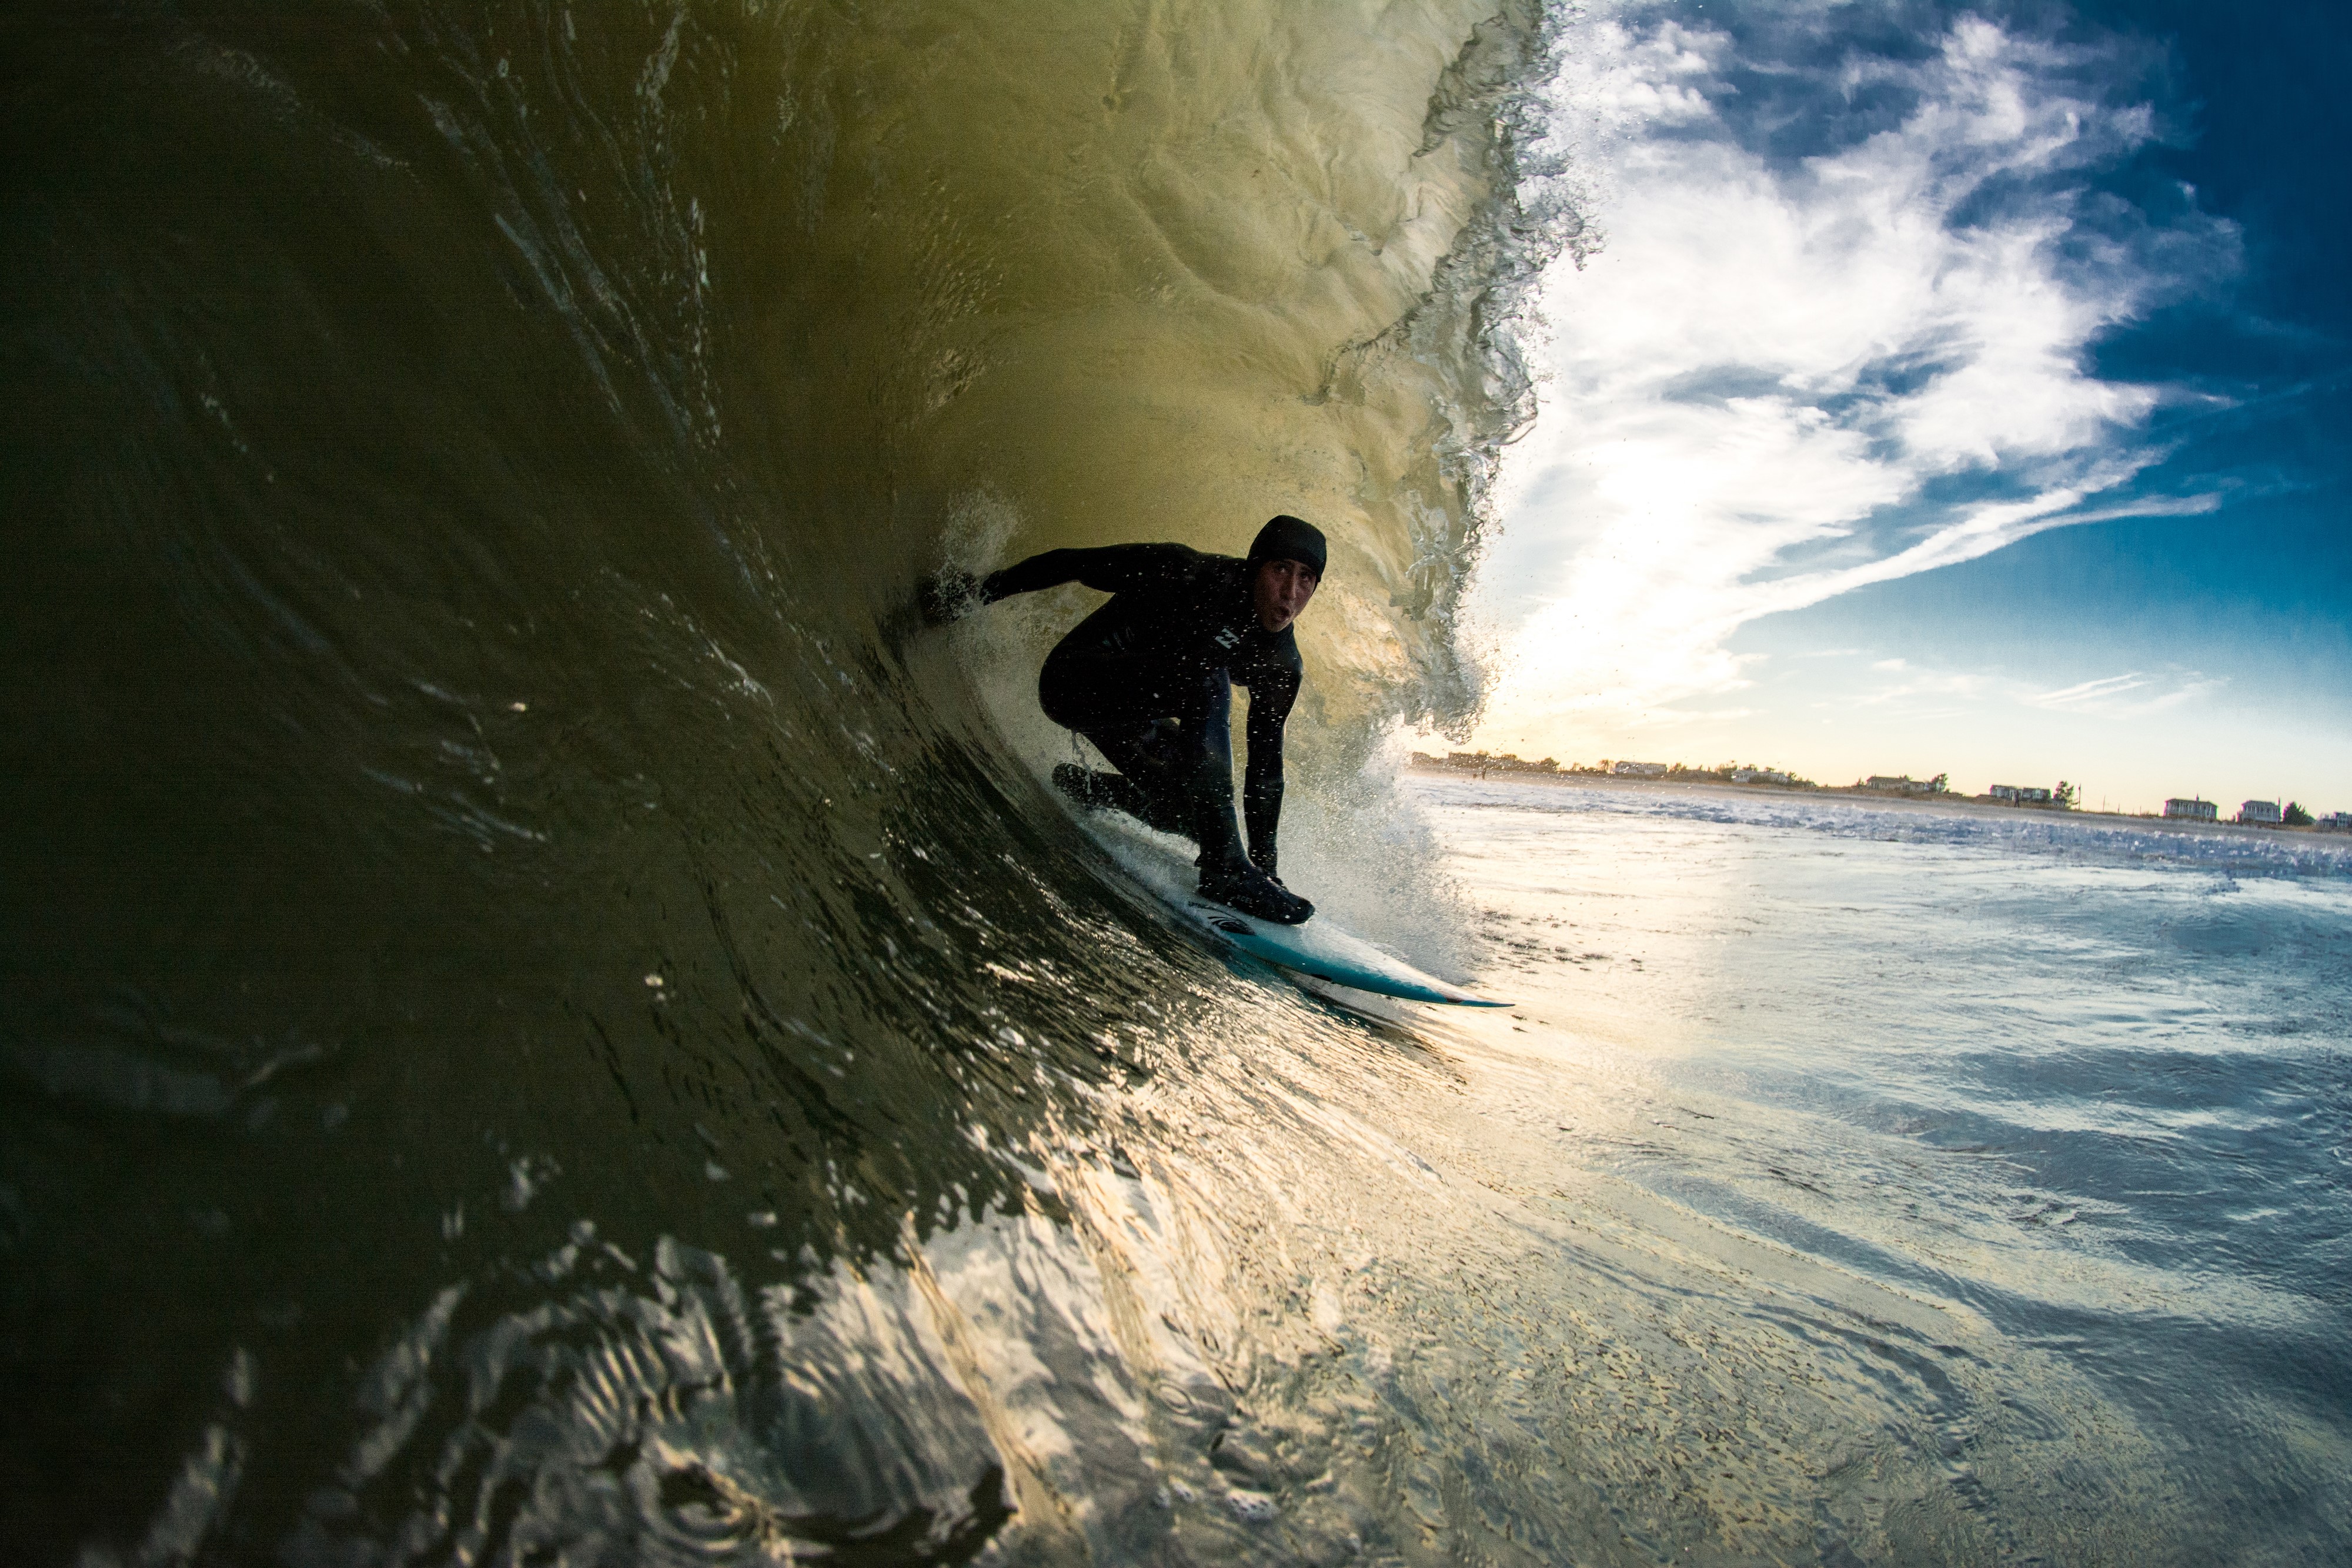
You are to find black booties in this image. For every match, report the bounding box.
[1053,763,1314,925]
[1195,857,1314,925]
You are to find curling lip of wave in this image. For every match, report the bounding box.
[0,1,1593,1564]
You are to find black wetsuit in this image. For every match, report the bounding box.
[981,543,1299,874]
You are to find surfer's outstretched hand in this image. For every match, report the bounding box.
[917,570,982,626]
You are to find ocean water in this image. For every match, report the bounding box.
[4,2,2346,1564]
[1411,774,2352,1564]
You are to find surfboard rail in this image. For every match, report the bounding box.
[1058,795,1509,1005]
[1181,900,1511,1007]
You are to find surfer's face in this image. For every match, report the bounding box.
[1252,557,1319,632]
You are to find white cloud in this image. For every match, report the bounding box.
[2025,668,2229,716]
[1795,649,2226,723]
[1473,10,2237,746]
[2032,671,2152,706]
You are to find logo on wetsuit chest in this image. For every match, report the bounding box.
[1211,626,1244,653]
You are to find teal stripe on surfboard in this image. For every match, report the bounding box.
[1077,810,1509,1007]
[1179,897,1509,1005]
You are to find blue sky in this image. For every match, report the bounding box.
[1471,0,2351,813]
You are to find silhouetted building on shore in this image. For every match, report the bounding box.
[2164,797,2217,822]
[2238,800,2282,826]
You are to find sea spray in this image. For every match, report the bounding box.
[1,1,1582,1560]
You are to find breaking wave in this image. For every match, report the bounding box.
[0,2,1589,1561]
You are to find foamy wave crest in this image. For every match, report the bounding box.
[2,3,1586,1563]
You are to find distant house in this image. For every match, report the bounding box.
[2238,800,2283,826]
[1612,761,1668,777]
[1730,768,1792,785]
[2163,797,2218,822]
[2319,812,2352,833]
[1866,775,1939,794]
[1990,785,2054,805]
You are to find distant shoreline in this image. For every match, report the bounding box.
[1402,765,2344,846]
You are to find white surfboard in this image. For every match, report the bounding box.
[1089,818,1508,1007]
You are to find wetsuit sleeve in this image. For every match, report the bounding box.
[980,543,1198,603]
[1241,664,1298,875]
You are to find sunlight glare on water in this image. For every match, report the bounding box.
[1406,771,2352,1563]
[5,2,2347,1562]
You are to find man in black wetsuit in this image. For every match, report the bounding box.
[928,515,1325,925]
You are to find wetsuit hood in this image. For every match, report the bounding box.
[1247,515,1326,579]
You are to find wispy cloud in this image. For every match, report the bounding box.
[1476,7,2239,742]
[2032,672,2153,707]
[1803,651,2227,722]
[2026,668,2228,716]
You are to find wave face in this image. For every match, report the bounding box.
[0,2,1573,1562]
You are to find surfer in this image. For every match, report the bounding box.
[925,516,1325,925]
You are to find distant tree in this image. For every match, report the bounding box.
[2054,780,2078,808]
[2284,801,2314,826]
[1929,773,1949,793]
